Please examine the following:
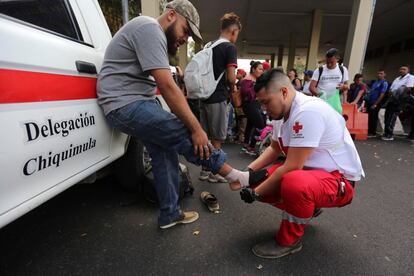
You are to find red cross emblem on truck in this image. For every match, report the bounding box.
[293,121,303,134]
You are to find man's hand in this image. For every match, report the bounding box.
[191,128,211,160]
[240,188,262,203]
[337,83,348,92]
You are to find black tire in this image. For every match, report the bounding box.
[114,137,150,191]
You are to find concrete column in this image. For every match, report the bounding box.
[277,45,284,67]
[270,53,276,68]
[141,0,161,18]
[306,9,323,70]
[122,0,129,24]
[178,43,188,69]
[343,0,376,78]
[287,33,296,71]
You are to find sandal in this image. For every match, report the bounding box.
[200,191,220,212]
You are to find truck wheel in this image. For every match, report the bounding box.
[114,138,151,191]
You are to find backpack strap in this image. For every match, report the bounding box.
[204,38,229,50]
[316,66,323,86]
[339,65,344,83]
[205,38,231,82]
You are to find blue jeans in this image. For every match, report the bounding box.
[106,99,225,225]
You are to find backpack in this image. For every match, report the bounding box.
[185,38,229,99]
[142,163,194,204]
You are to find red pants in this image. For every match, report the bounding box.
[256,163,355,246]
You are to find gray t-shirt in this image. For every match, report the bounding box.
[97,16,170,115]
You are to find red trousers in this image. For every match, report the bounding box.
[256,163,355,246]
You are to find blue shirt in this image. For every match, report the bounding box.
[369,80,388,104]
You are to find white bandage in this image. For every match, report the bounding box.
[224,169,250,188]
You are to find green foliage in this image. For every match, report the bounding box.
[98,0,141,35]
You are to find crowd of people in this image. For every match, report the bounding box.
[227,52,414,147]
[95,0,410,260]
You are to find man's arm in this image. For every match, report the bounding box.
[309,80,318,96]
[351,85,365,105]
[151,68,210,158]
[248,139,282,171]
[254,147,314,197]
[227,66,237,93]
[338,81,349,92]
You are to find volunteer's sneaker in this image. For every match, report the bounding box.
[199,170,210,181]
[252,239,302,259]
[313,208,323,218]
[367,133,377,138]
[159,211,199,229]
[381,135,394,141]
[208,173,228,183]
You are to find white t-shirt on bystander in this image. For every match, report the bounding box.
[390,73,414,92]
[311,64,349,97]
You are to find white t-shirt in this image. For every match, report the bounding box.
[278,92,364,181]
[311,64,349,97]
[301,80,312,95]
[271,119,283,141]
[390,74,414,92]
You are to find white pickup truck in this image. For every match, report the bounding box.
[0,0,148,228]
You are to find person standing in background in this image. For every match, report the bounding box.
[382,65,414,141]
[301,70,313,96]
[199,12,241,183]
[240,61,265,155]
[287,68,302,91]
[309,48,349,114]
[366,70,388,138]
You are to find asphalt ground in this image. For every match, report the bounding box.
[1,137,413,275]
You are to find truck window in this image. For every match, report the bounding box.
[0,0,83,42]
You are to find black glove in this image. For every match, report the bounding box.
[240,188,262,203]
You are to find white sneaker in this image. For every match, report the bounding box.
[208,173,228,183]
[381,136,394,141]
[199,170,210,181]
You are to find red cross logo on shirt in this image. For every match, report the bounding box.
[293,121,303,134]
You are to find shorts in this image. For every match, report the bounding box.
[200,101,228,141]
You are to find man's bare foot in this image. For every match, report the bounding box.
[229,182,242,191]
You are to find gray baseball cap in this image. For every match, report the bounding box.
[166,0,202,42]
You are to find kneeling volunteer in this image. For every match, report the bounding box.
[228,69,364,259]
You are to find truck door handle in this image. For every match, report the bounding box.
[75,61,97,74]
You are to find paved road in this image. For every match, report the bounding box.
[1,138,413,275]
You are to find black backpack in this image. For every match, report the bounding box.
[142,163,194,204]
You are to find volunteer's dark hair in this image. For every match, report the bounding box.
[250,60,261,74]
[354,73,363,81]
[289,68,298,78]
[326,48,340,59]
[221,12,242,31]
[401,64,410,70]
[254,68,285,93]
